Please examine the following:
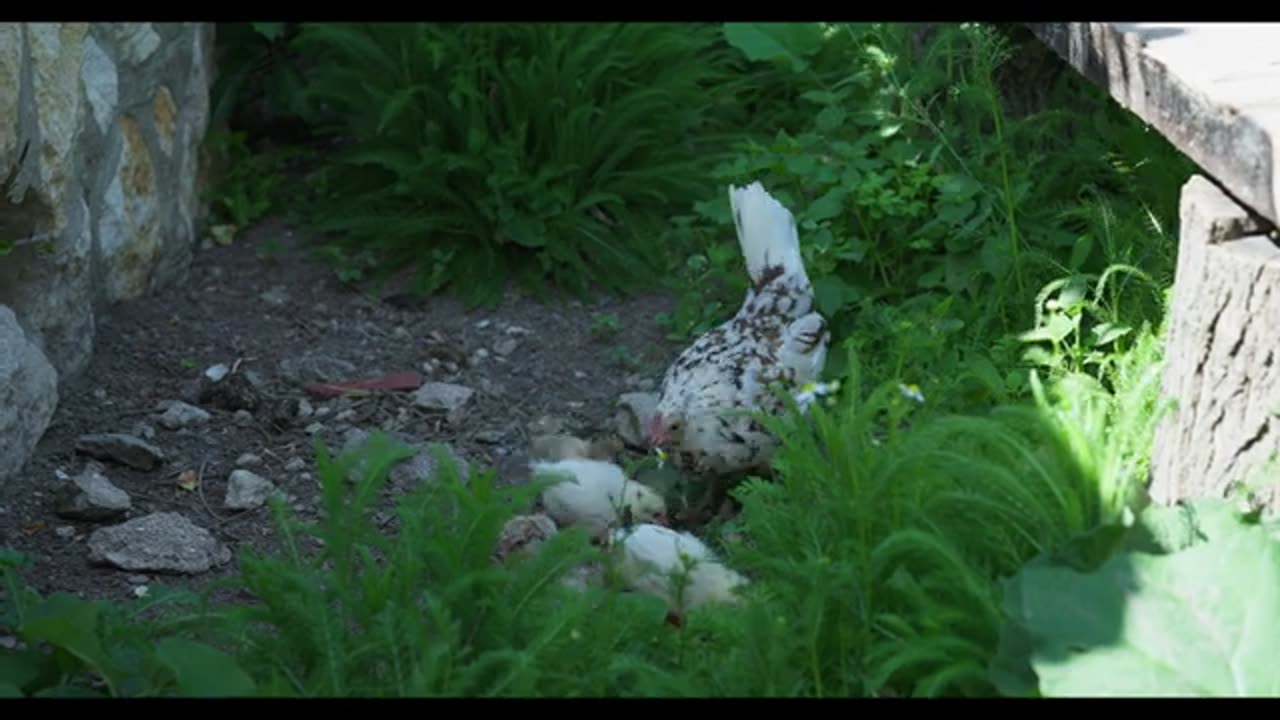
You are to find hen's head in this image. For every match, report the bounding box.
[646,411,685,451]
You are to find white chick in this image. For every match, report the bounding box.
[531,457,669,539]
[610,522,748,619]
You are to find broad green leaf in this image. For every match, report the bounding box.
[154,638,257,697]
[812,276,853,317]
[20,594,111,676]
[0,650,41,691]
[1019,313,1075,345]
[0,682,21,697]
[1012,511,1280,696]
[722,23,824,73]
[1090,322,1132,348]
[807,188,847,223]
[33,684,105,697]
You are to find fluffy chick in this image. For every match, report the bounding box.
[610,523,747,618]
[531,457,669,540]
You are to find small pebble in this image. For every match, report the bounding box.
[335,409,357,423]
[236,453,263,467]
[234,410,254,425]
[305,422,325,435]
[55,526,76,539]
[285,458,307,472]
[297,398,315,418]
[127,574,150,584]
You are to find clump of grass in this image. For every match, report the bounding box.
[287,22,739,306]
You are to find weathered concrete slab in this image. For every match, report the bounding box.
[1028,23,1280,226]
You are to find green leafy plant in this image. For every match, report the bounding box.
[0,549,253,697]
[993,497,1280,697]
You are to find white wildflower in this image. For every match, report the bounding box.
[898,383,925,404]
[795,379,842,411]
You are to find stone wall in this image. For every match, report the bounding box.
[0,23,213,480]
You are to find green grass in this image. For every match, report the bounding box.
[5,21,1274,698]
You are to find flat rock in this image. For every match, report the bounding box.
[87,512,231,574]
[75,433,166,471]
[341,428,469,487]
[0,306,59,480]
[391,445,471,488]
[53,462,132,522]
[156,400,211,430]
[494,513,558,563]
[224,469,278,511]
[412,382,474,413]
[614,392,659,449]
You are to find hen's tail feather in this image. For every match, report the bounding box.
[729,181,810,292]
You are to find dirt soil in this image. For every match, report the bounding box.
[0,217,685,607]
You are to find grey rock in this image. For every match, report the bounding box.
[625,374,657,392]
[413,382,474,413]
[53,462,132,522]
[224,469,278,511]
[474,428,505,444]
[131,422,157,440]
[87,512,231,574]
[528,415,570,437]
[156,400,211,430]
[493,337,519,356]
[341,427,469,487]
[494,513,558,563]
[615,392,659,449]
[55,525,76,539]
[235,452,263,467]
[390,444,470,488]
[204,363,230,383]
[259,285,289,307]
[0,306,59,480]
[75,433,166,471]
[284,457,307,472]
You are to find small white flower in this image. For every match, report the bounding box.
[898,383,925,404]
[795,379,842,410]
[653,446,668,468]
[133,585,150,599]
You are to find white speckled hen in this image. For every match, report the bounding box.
[647,181,829,480]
